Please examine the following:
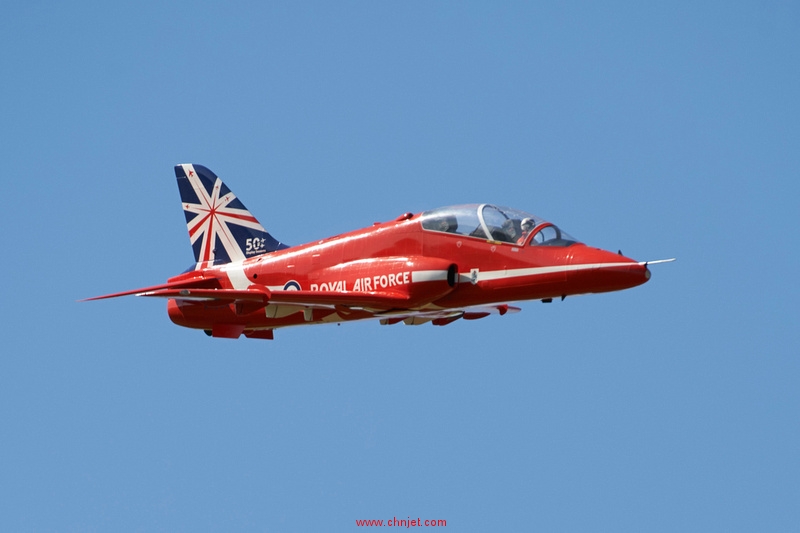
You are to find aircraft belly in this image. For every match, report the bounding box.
[168,297,384,332]
[265,303,304,319]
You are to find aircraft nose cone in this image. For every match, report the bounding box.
[567,245,650,294]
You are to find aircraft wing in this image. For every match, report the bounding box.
[135,287,271,304]
[123,287,410,310]
[265,292,521,325]
[375,304,521,326]
[86,281,520,328]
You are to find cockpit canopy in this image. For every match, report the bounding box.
[420,204,579,246]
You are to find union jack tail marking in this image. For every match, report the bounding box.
[174,164,288,267]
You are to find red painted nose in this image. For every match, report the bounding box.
[567,244,649,295]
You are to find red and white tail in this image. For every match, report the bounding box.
[174,164,288,267]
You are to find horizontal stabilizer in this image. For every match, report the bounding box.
[137,287,271,304]
[81,277,220,302]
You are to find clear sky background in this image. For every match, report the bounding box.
[2,2,798,531]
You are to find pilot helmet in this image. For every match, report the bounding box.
[521,217,535,230]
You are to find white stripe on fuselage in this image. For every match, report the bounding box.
[458,262,637,283]
[411,270,449,283]
[223,261,637,293]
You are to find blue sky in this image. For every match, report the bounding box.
[2,2,798,531]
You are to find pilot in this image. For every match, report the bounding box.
[518,218,536,244]
[501,219,522,243]
[433,218,449,232]
[433,215,458,233]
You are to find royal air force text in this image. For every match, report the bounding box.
[310,272,411,292]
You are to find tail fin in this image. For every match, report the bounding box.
[175,164,288,267]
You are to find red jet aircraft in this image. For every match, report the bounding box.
[87,164,673,339]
